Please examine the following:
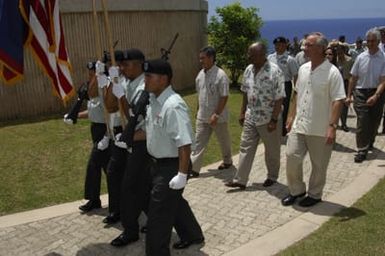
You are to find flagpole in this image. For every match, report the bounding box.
[100,0,126,129]
[92,0,113,138]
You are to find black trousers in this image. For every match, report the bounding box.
[84,123,110,201]
[106,126,125,215]
[353,89,385,154]
[282,81,293,136]
[146,159,203,256]
[120,141,151,237]
[340,79,349,126]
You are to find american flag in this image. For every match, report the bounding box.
[20,0,74,102]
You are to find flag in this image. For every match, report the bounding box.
[20,0,74,102]
[0,0,26,84]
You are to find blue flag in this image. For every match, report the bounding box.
[0,0,26,84]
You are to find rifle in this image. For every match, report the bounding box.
[65,82,89,124]
[160,33,179,61]
[119,33,179,151]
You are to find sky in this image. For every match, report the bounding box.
[208,0,385,21]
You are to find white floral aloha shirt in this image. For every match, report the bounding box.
[241,61,285,126]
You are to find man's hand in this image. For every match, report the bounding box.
[169,172,187,190]
[63,113,73,125]
[97,135,110,150]
[108,66,120,83]
[366,94,379,107]
[112,82,125,99]
[286,116,294,133]
[96,74,108,89]
[345,96,353,106]
[95,61,105,75]
[325,126,337,145]
[209,113,219,128]
[267,120,277,132]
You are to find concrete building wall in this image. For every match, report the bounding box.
[0,0,208,121]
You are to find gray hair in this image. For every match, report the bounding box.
[308,32,329,50]
[366,28,381,41]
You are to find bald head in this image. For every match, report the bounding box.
[248,42,267,68]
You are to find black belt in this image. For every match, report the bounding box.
[356,88,377,91]
[150,156,178,164]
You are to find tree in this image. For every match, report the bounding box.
[208,3,263,86]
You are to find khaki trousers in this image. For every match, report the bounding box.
[233,120,281,185]
[191,120,232,173]
[286,133,333,199]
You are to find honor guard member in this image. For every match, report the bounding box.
[190,46,233,177]
[64,62,110,212]
[109,49,152,246]
[268,36,299,136]
[144,59,204,256]
[95,50,127,224]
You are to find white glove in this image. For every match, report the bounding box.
[112,82,125,99]
[97,135,110,150]
[96,74,108,89]
[109,66,120,82]
[63,114,73,125]
[169,172,188,190]
[95,61,105,75]
[114,133,127,149]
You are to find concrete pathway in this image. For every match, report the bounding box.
[1,115,385,256]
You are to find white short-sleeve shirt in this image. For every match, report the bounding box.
[196,65,230,123]
[146,86,194,158]
[241,61,286,126]
[267,51,299,81]
[292,60,346,137]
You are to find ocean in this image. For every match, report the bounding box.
[260,17,384,52]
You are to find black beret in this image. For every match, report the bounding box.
[273,36,287,44]
[102,50,124,63]
[143,59,172,78]
[122,48,145,61]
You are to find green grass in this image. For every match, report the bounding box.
[277,177,385,256]
[0,89,244,216]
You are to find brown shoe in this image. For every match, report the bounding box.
[224,181,246,190]
[218,163,232,170]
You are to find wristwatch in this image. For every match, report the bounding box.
[329,123,338,129]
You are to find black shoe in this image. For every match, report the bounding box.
[140,226,147,233]
[354,154,366,163]
[188,170,200,179]
[110,233,139,247]
[262,179,276,187]
[218,163,233,170]
[341,125,349,132]
[299,196,322,207]
[224,181,246,190]
[281,192,306,206]
[368,143,374,151]
[79,200,101,212]
[172,237,205,249]
[103,213,120,224]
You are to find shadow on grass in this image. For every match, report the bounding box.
[0,114,65,128]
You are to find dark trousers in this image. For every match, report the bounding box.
[282,81,293,136]
[146,159,203,256]
[106,126,125,215]
[120,141,151,237]
[84,123,110,201]
[340,80,349,127]
[353,89,385,154]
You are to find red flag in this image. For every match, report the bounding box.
[20,0,74,102]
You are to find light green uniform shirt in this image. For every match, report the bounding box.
[87,87,105,124]
[145,86,194,158]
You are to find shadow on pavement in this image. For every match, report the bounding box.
[293,200,366,220]
[333,142,356,153]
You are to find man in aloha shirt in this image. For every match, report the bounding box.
[225,42,285,189]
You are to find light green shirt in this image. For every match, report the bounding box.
[146,86,194,158]
[124,73,146,131]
